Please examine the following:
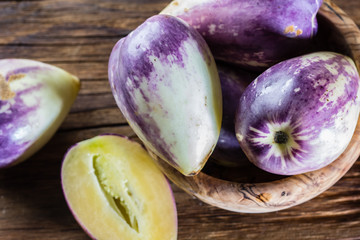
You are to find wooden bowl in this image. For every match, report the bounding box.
[149,0,360,213]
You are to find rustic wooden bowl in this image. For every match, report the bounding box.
[149,0,360,213]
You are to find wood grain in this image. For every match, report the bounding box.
[0,0,360,239]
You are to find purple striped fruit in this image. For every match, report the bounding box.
[108,15,222,176]
[235,52,360,175]
[0,59,80,168]
[61,135,178,240]
[161,0,323,70]
[211,63,256,167]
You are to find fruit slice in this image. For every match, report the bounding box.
[0,59,80,168]
[61,135,178,240]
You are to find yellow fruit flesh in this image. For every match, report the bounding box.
[61,135,177,240]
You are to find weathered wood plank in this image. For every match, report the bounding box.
[60,107,126,130]
[54,62,109,81]
[70,93,117,112]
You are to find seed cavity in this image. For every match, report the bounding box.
[0,74,16,100]
[93,154,139,233]
[0,74,26,101]
[8,74,26,82]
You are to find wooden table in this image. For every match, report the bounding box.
[1,1,359,239]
